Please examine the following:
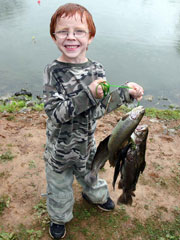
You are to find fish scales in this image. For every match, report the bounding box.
[117,124,148,205]
[85,106,145,187]
[108,106,145,167]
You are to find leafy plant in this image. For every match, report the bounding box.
[0,150,14,162]
[0,195,10,215]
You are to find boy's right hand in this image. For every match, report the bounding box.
[89,78,105,99]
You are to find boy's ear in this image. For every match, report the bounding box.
[88,36,94,45]
[52,36,57,43]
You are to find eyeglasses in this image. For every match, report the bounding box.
[53,30,90,39]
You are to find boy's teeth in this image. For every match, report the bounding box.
[66,45,77,48]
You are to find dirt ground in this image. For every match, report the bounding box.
[0,109,180,236]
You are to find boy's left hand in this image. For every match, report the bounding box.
[126,82,144,101]
[89,78,105,99]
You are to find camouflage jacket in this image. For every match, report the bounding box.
[43,59,133,174]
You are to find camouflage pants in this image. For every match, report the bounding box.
[45,162,109,224]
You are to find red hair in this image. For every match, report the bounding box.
[50,3,96,40]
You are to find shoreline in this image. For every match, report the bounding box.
[0,89,180,116]
[0,104,180,239]
[0,89,180,111]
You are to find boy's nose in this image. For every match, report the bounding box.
[67,31,76,39]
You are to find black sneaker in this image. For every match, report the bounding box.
[82,192,115,211]
[49,222,66,239]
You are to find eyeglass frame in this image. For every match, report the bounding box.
[53,30,91,39]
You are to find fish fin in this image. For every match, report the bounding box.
[108,152,117,167]
[98,135,111,169]
[140,159,146,173]
[112,153,121,190]
[91,134,110,170]
[119,142,132,180]
[118,179,123,189]
[117,190,135,205]
[117,192,133,205]
[121,113,129,121]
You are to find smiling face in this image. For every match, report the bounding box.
[53,13,94,63]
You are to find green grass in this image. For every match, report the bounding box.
[0,150,14,163]
[0,195,10,216]
[0,225,42,240]
[145,108,180,120]
[0,97,44,113]
[1,199,180,240]
[0,101,26,113]
[118,105,180,120]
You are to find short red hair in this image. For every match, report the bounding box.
[50,3,96,40]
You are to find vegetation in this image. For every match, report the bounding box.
[118,105,180,120]
[0,95,179,239]
[0,150,14,163]
[0,226,42,240]
[0,95,180,120]
[145,108,180,120]
[0,195,10,216]
[0,96,44,113]
[1,199,179,240]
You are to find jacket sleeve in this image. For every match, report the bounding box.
[43,64,99,124]
[94,87,134,119]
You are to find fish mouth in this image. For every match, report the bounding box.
[130,106,145,120]
[136,124,148,132]
[133,124,148,142]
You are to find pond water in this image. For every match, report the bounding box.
[0,0,180,108]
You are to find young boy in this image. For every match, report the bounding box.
[43,3,144,239]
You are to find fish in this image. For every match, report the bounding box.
[84,135,110,186]
[117,124,148,205]
[85,106,145,186]
[108,106,145,167]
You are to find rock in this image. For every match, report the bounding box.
[144,95,153,102]
[158,96,168,101]
[18,107,31,114]
[14,89,32,97]
[149,118,159,123]
[26,101,35,107]
[13,96,27,101]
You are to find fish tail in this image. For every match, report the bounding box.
[117,191,133,205]
[118,179,123,189]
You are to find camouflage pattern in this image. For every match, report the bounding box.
[43,59,133,175]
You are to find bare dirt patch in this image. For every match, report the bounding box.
[0,110,180,238]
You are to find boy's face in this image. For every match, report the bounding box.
[53,13,94,63]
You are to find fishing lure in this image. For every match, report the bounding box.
[96,82,131,97]
[96,82,140,106]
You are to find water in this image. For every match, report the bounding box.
[0,0,180,109]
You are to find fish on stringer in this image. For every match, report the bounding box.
[85,106,145,187]
[115,124,149,205]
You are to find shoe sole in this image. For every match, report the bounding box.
[49,227,66,239]
[97,205,114,212]
[82,193,114,212]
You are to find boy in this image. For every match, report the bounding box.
[43,3,143,239]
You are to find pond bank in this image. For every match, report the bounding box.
[0,105,180,239]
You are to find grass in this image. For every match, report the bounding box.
[0,195,10,216]
[1,97,180,120]
[0,150,14,163]
[0,197,180,240]
[0,225,42,240]
[0,99,180,239]
[145,108,180,120]
[0,97,44,113]
[118,105,180,120]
